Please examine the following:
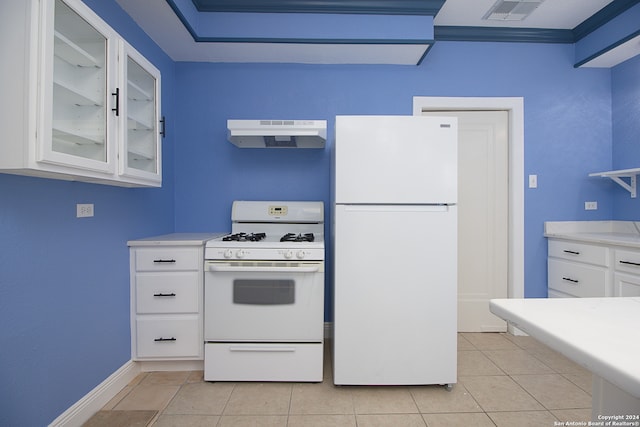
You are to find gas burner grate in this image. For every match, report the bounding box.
[222,232,266,242]
[280,233,315,242]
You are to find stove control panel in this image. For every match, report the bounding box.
[206,247,324,261]
[280,250,310,259]
[269,205,288,217]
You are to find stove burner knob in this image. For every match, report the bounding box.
[296,251,306,259]
[236,249,246,259]
[284,250,294,259]
[224,249,233,259]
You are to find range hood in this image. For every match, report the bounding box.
[227,120,327,148]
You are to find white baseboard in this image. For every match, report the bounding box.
[49,360,141,427]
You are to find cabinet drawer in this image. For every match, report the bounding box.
[548,258,607,297]
[135,316,201,359]
[613,273,640,297]
[614,249,640,275]
[136,272,199,314]
[548,240,609,266]
[135,248,200,271]
[204,342,323,382]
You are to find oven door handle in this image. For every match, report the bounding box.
[229,346,296,353]
[207,264,320,273]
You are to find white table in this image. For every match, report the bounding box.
[489,297,640,420]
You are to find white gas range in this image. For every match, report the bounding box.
[203,201,325,382]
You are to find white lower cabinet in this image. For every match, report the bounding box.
[613,248,640,296]
[136,316,201,359]
[547,238,640,298]
[613,273,640,297]
[129,235,216,361]
[547,239,610,298]
[548,258,608,297]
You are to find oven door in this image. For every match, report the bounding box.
[204,260,324,342]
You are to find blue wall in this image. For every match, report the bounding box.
[173,41,613,308]
[0,1,175,426]
[612,53,640,217]
[2,1,639,425]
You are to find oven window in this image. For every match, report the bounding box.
[233,279,295,305]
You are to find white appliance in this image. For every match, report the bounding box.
[204,201,325,382]
[332,115,458,388]
[227,120,327,148]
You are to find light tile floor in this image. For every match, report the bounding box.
[92,333,593,426]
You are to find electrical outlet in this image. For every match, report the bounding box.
[585,201,598,211]
[528,174,537,188]
[77,203,94,218]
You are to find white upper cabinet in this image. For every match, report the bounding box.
[119,42,162,183]
[41,0,115,174]
[0,0,162,187]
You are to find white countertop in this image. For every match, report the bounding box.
[127,232,227,247]
[544,221,640,248]
[490,297,640,399]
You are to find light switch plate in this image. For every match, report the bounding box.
[528,174,537,188]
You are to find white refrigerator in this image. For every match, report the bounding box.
[332,115,458,387]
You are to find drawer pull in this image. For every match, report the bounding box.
[154,337,177,342]
[153,259,176,263]
[153,292,176,297]
[562,277,579,284]
[619,260,640,267]
[563,250,580,255]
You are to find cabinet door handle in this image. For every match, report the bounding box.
[112,88,120,116]
[153,259,176,263]
[153,292,176,297]
[160,116,166,138]
[154,337,176,342]
[563,250,580,255]
[562,277,579,284]
[619,260,640,267]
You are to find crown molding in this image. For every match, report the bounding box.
[190,0,446,15]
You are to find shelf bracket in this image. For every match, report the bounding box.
[589,168,640,198]
[609,175,637,198]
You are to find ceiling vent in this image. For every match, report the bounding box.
[482,0,545,21]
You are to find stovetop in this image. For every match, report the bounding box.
[205,232,324,260]
[221,232,316,243]
[205,201,325,261]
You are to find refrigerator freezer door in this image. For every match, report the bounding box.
[333,204,457,385]
[334,115,457,205]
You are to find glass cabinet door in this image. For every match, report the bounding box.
[120,42,161,183]
[39,0,116,172]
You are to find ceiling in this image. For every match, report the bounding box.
[436,0,613,29]
[115,0,640,66]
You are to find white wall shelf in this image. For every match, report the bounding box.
[589,168,640,198]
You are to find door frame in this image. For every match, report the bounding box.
[413,97,525,333]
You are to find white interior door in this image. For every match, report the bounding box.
[424,111,509,332]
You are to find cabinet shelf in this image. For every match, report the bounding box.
[128,143,155,161]
[54,30,101,68]
[589,168,640,198]
[54,79,102,106]
[53,125,104,145]
[128,112,154,130]
[128,80,153,101]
